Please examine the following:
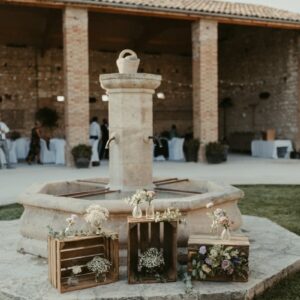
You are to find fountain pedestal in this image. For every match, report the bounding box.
[100,73,161,191]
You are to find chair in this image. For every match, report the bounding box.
[15,137,30,160]
[50,138,66,165]
[40,139,55,164]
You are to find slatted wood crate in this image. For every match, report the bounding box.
[188,234,249,282]
[48,234,119,293]
[127,217,177,284]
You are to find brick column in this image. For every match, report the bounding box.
[192,20,218,161]
[63,7,89,166]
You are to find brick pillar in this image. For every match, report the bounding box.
[63,7,89,166]
[192,20,218,161]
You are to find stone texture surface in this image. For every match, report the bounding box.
[18,178,243,255]
[219,25,300,146]
[63,7,89,166]
[100,73,161,191]
[1,216,299,299]
[192,20,219,161]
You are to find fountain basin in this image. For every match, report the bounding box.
[18,178,243,258]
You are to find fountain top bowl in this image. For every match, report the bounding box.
[100,73,162,90]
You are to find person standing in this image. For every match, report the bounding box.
[100,118,109,159]
[89,117,101,141]
[89,117,102,160]
[0,119,12,169]
[26,121,42,165]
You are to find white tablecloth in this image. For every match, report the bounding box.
[251,140,293,159]
[40,139,56,164]
[168,138,185,161]
[49,138,66,165]
[0,139,19,165]
[15,137,30,160]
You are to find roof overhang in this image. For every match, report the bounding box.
[2,0,300,30]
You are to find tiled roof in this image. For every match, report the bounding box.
[82,0,300,24]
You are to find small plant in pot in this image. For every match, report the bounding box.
[183,138,200,162]
[71,144,92,168]
[206,142,228,164]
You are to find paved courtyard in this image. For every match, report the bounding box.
[1,154,300,206]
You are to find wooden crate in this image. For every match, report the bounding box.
[188,234,249,282]
[127,217,177,284]
[48,234,119,293]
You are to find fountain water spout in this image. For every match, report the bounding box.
[105,134,117,150]
[148,136,163,148]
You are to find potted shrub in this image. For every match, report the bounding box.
[71,144,92,168]
[183,138,200,162]
[206,142,228,164]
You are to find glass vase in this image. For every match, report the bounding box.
[132,204,142,218]
[220,227,231,240]
[67,274,78,286]
[96,273,106,283]
[146,202,155,219]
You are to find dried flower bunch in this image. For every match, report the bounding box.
[87,256,111,278]
[84,204,109,234]
[71,265,82,275]
[138,248,165,274]
[65,214,77,235]
[154,207,184,223]
[124,189,155,206]
[206,202,233,232]
[47,204,113,239]
[191,244,248,280]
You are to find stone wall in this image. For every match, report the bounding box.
[0,46,192,138]
[219,25,300,146]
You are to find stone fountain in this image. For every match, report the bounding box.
[18,50,243,257]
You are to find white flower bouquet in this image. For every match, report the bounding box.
[84,204,109,234]
[138,247,165,275]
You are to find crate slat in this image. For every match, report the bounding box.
[127,217,177,284]
[48,234,119,293]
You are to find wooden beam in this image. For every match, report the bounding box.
[39,10,54,56]
[1,0,300,30]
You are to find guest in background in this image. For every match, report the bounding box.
[89,117,101,141]
[26,121,42,165]
[169,124,179,139]
[100,118,109,159]
[0,118,13,169]
[89,116,102,162]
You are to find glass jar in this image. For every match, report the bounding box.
[146,202,155,219]
[67,274,78,286]
[96,273,106,283]
[221,227,231,240]
[132,204,142,218]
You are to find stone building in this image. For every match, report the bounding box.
[1,0,300,162]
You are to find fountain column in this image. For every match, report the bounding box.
[100,66,161,191]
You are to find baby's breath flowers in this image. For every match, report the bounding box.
[138,248,165,274]
[154,207,185,223]
[84,204,109,234]
[71,265,82,275]
[87,256,111,282]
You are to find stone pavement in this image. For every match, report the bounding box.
[1,154,300,206]
[0,216,299,300]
